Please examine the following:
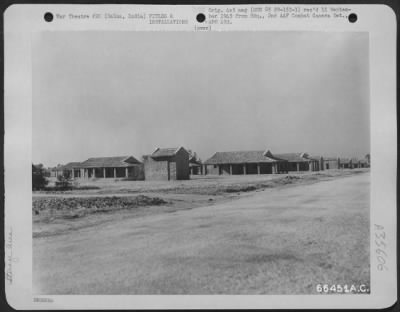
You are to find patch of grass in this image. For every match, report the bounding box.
[224,185,257,193]
[41,185,101,193]
[33,195,168,222]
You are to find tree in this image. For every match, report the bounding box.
[32,164,48,190]
[365,154,370,164]
[187,149,200,162]
[55,174,73,190]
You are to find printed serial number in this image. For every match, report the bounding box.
[316,284,369,294]
[374,224,388,271]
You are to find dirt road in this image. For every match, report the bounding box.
[33,172,369,294]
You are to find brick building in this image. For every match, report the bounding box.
[143,147,190,181]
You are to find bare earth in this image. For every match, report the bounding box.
[33,171,369,294]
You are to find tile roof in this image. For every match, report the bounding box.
[204,150,281,165]
[151,147,186,158]
[62,162,83,170]
[324,157,340,161]
[272,153,311,162]
[80,156,140,168]
[308,155,323,161]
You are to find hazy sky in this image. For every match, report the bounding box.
[33,31,369,166]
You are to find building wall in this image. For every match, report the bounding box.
[143,156,169,181]
[133,164,145,180]
[286,162,310,171]
[324,159,340,170]
[220,164,230,175]
[169,161,177,180]
[231,164,244,174]
[143,150,189,181]
[260,163,272,174]
[80,165,144,179]
[190,165,202,175]
[319,158,324,171]
[287,163,298,171]
[205,164,220,175]
[175,148,190,180]
[246,163,258,174]
[206,162,286,175]
[310,160,320,171]
[277,162,289,173]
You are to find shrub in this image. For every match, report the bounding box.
[32,165,49,190]
[55,175,73,190]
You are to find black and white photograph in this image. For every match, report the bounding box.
[4,3,397,309]
[31,29,372,295]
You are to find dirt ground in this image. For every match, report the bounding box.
[33,170,365,237]
[38,169,365,196]
[33,170,369,294]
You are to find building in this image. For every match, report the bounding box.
[339,158,352,169]
[61,162,82,178]
[351,158,362,169]
[143,147,190,181]
[359,158,369,168]
[77,156,144,179]
[333,156,371,169]
[50,165,64,177]
[189,156,203,175]
[204,150,289,175]
[322,157,341,170]
[272,153,320,171]
[309,155,326,171]
[350,158,369,169]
